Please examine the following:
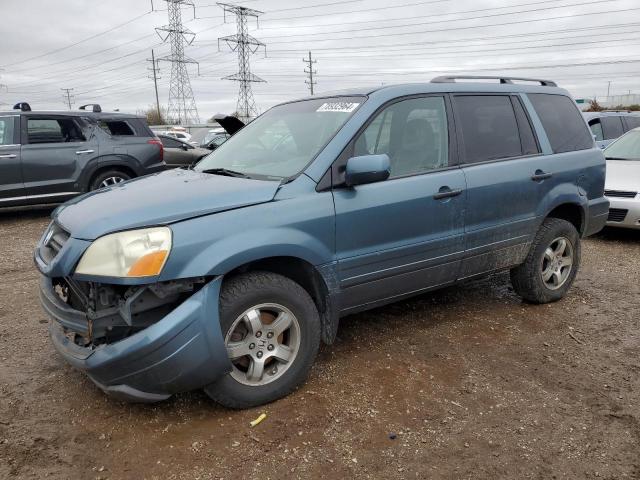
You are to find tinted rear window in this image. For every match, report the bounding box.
[601,116,624,140]
[624,116,640,130]
[99,120,135,136]
[453,95,522,163]
[528,94,593,153]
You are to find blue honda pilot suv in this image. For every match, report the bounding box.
[36,76,608,408]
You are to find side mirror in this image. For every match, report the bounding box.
[344,154,391,187]
[181,144,190,151]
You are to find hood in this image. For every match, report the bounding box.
[605,160,640,192]
[214,114,245,135]
[56,169,280,240]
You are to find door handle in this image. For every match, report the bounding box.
[75,149,95,155]
[531,169,552,181]
[433,187,463,200]
[0,154,17,159]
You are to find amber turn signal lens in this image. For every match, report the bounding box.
[127,250,168,277]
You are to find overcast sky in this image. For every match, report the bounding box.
[1,0,639,121]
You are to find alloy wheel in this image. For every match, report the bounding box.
[224,303,301,386]
[541,236,574,290]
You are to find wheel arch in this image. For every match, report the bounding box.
[223,256,338,345]
[545,202,586,236]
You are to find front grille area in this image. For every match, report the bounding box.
[607,208,629,222]
[605,189,638,198]
[40,223,70,264]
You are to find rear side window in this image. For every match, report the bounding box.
[588,119,604,141]
[528,94,593,153]
[0,117,16,145]
[624,116,640,130]
[601,116,624,140]
[99,120,135,136]
[27,118,86,144]
[453,95,523,163]
[160,136,182,148]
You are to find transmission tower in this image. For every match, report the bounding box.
[155,0,200,125]
[303,51,317,95]
[218,3,266,122]
[61,88,75,110]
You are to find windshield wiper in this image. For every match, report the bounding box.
[200,168,250,178]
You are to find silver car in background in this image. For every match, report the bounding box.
[603,127,640,229]
[584,111,640,149]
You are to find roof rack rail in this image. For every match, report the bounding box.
[431,75,557,87]
[79,103,102,113]
[13,102,31,111]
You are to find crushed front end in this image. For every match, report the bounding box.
[35,222,231,403]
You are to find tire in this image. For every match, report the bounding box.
[510,218,581,304]
[89,169,132,190]
[204,271,321,409]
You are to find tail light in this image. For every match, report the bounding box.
[147,138,164,162]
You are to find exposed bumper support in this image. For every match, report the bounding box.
[43,276,232,402]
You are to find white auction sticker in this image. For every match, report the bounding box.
[316,102,360,113]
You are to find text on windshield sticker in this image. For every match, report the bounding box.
[316,102,360,113]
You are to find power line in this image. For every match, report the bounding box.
[218,2,266,121]
[0,11,153,68]
[156,0,200,125]
[303,51,317,96]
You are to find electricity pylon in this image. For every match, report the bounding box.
[218,3,266,122]
[155,0,200,125]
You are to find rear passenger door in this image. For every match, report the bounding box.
[452,94,542,279]
[0,115,24,203]
[333,95,466,312]
[20,115,98,199]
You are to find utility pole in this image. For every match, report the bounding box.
[61,88,74,110]
[607,81,611,99]
[147,49,162,123]
[303,51,317,95]
[218,3,266,122]
[155,0,200,125]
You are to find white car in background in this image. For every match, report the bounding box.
[603,127,640,229]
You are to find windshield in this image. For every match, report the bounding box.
[604,130,640,160]
[195,96,364,179]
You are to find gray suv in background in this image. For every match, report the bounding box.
[583,111,640,149]
[0,103,165,207]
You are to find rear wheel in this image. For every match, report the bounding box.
[510,218,581,303]
[90,169,131,190]
[204,271,320,409]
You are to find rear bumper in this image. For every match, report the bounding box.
[605,196,640,230]
[583,196,610,237]
[42,276,231,402]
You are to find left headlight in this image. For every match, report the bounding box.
[75,227,172,278]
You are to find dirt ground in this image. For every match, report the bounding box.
[0,206,638,480]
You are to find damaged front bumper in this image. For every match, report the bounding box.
[40,275,231,403]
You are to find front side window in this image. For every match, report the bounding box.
[589,119,604,141]
[453,95,522,163]
[601,116,624,140]
[27,118,86,144]
[603,130,640,160]
[0,117,16,145]
[195,96,363,179]
[354,96,449,177]
[528,94,593,153]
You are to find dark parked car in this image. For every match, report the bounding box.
[583,111,640,149]
[36,76,608,409]
[158,134,210,168]
[0,103,165,207]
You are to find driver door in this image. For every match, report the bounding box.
[332,95,466,313]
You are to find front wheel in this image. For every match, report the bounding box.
[510,218,581,304]
[204,271,321,409]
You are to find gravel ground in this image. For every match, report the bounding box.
[0,206,638,480]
